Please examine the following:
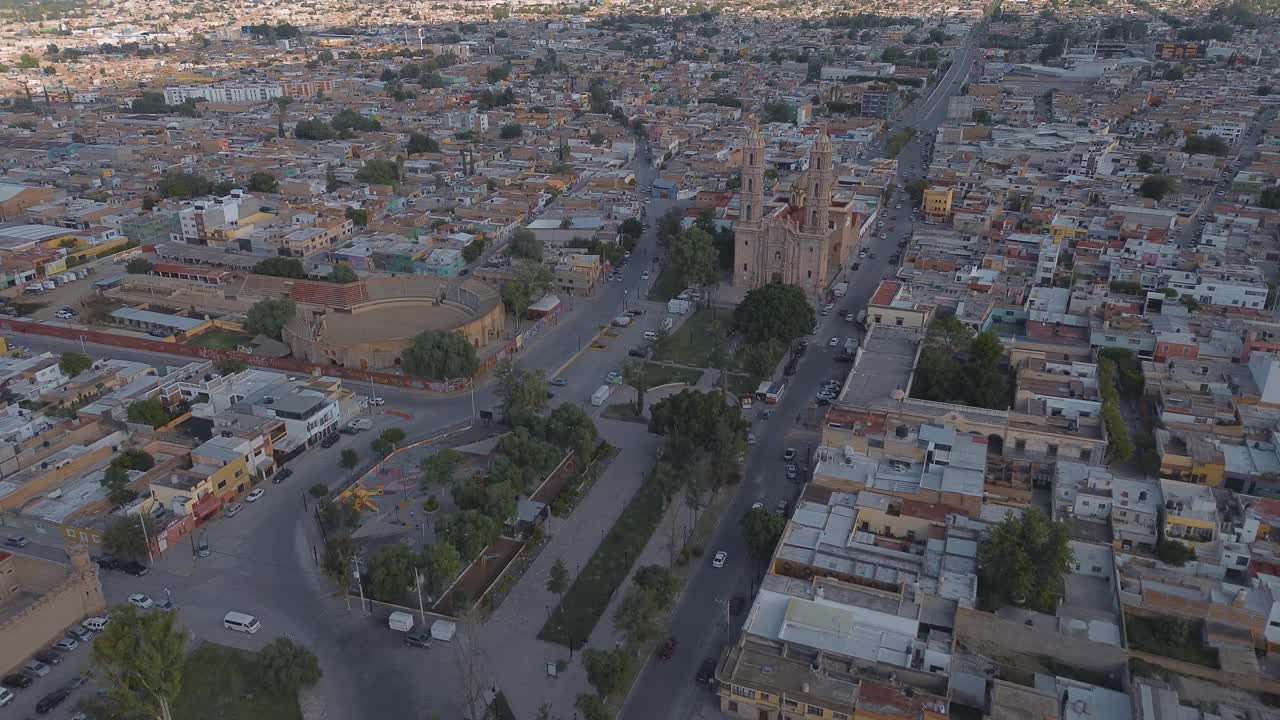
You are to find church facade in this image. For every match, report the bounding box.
[732,126,860,298]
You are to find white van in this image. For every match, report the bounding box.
[82,617,109,632]
[223,611,261,634]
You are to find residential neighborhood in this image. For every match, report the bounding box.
[2,0,1280,719]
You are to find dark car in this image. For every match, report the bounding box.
[119,561,149,577]
[33,650,62,666]
[696,658,717,684]
[272,468,293,484]
[627,348,647,358]
[1,674,32,689]
[35,687,69,714]
[4,535,28,548]
[658,637,678,659]
[93,555,119,570]
[320,434,339,449]
[403,632,433,649]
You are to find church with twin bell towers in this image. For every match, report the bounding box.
[732,123,859,299]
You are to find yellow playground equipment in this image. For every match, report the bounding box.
[337,485,385,513]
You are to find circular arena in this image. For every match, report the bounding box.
[274,275,505,371]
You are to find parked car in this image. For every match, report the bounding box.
[775,500,790,516]
[745,432,757,445]
[783,448,797,462]
[92,554,119,570]
[320,434,340,448]
[154,599,175,612]
[627,348,647,358]
[128,593,154,609]
[197,539,211,558]
[32,650,62,667]
[52,638,78,652]
[403,632,433,649]
[119,561,149,577]
[711,550,727,568]
[696,658,717,684]
[550,377,568,387]
[4,536,29,548]
[0,687,13,707]
[224,503,244,518]
[1,674,32,690]
[246,489,265,503]
[22,660,49,677]
[273,468,293,484]
[35,687,69,715]
[65,627,93,644]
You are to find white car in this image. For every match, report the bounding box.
[0,687,13,707]
[246,488,265,503]
[128,593,154,609]
[828,337,839,347]
[641,271,650,280]
[746,432,757,445]
[369,397,385,406]
[711,551,728,568]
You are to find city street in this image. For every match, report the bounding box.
[619,37,979,720]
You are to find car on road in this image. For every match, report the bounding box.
[320,434,340,448]
[0,688,12,707]
[785,464,798,480]
[54,310,74,319]
[751,501,764,511]
[658,637,678,659]
[641,270,650,280]
[628,348,647,358]
[197,539,211,558]
[759,409,773,421]
[605,371,623,385]
[784,448,797,462]
[35,687,70,715]
[246,488,265,503]
[154,598,175,612]
[550,377,568,387]
[746,431,756,445]
[4,535,28,548]
[65,627,93,644]
[776,499,791,516]
[120,561,149,576]
[369,397,385,406]
[1,674,32,690]
[403,632,433,649]
[828,337,839,347]
[52,638,78,652]
[33,650,62,667]
[711,550,727,568]
[858,249,868,258]
[22,660,49,677]
[696,658,717,684]
[128,593,154,609]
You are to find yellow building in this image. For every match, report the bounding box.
[1155,428,1225,486]
[1048,214,1089,244]
[922,186,953,223]
[1160,478,1217,545]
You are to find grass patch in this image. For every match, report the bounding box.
[10,301,46,316]
[658,307,725,368]
[645,265,685,302]
[643,363,702,387]
[172,643,303,720]
[603,402,647,423]
[724,372,759,399]
[1124,613,1219,668]
[539,473,666,647]
[187,328,252,350]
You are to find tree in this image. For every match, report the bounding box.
[340,449,359,472]
[615,584,663,645]
[366,543,417,601]
[356,159,400,186]
[330,263,358,283]
[127,397,169,428]
[344,207,369,227]
[670,227,718,289]
[1181,294,1202,313]
[544,402,599,460]
[462,237,486,262]
[619,217,643,241]
[102,514,155,561]
[546,557,569,605]
[496,362,548,427]
[978,508,1072,612]
[90,605,186,720]
[971,108,992,124]
[763,101,797,124]
[245,298,297,340]
[1140,174,1177,202]
[1155,539,1194,566]
[1163,64,1185,81]
[740,506,785,561]
[905,178,929,206]
[438,510,500,561]
[583,648,632,697]
[253,256,307,278]
[499,122,523,139]
[1136,153,1155,173]
[246,172,279,194]
[156,171,211,199]
[576,694,610,720]
[407,132,439,155]
[421,448,463,488]
[60,351,92,376]
[401,330,480,380]
[734,284,815,344]
[18,53,39,69]
[508,227,543,261]
[371,427,407,456]
[424,541,461,596]
[1260,187,1280,210]
[257,637,322,693]
[126,258,155,274]
[621,359,651,414]
[1184,134,1228,156]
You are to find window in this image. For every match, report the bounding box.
[895,317,903,326]
[1015,439,1027,451]
[217,480,227,489]
[727,701,738,713]
[1080,449,1092,463]
[807,705,825,717]
[731,686,756,700]
[784,699,800,709]
[833,713,850,720]
[743,264,748,271]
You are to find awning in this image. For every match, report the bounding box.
[193,493,222,520]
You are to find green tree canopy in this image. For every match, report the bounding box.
[340,448,359,471]
[366,543,417,601]
[978,508,1072,612]
[257,637,323,693]
[90,604,187,720]
[425,541,462,596]
[1184,134,1228,156]
[619,217,643,240]
[330,263,358,283]
[437,509,500,561]
[499,122,523,139]
[157,171,212,199]
[126,397,169,428]
[126,258,155,274]
[496,362,548,427]
[60,351,92,376]
[102,514,155,560]
[356,158,400,186]
[740,506,786,561]
[294,118,336,140]
[508,227,543,261]
[213,359,247,375]
[1136,153,1155,173]
[247,172,279,193]
[670,226,718,289]
[1140,174,1178,201]
[544,402,599,460]
[421,448,463,488]
[583,648,632,697]
[253,256,307,278]
[245,298,297,340]
[733,283,815,344]
[401,330,480,380]
[407,132,440,154]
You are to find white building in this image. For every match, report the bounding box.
[164,83,284,105]
[238,381,341,454]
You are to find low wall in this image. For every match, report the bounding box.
[0,554,105,675]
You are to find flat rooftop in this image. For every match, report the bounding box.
[839,325,920,406]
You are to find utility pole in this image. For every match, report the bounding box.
[415,569,427,624]
[353,556,368,614]
[139,514,154,564]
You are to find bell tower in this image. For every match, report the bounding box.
[804,131,833,235]
[742,121,765,226]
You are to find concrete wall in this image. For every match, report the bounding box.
[0,546,105,675]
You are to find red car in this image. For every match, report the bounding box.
[658,637,678,660]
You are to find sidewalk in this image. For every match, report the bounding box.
[478,419,662,714]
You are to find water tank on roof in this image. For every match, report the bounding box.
[896,424,909,438]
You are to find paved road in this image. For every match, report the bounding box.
[619,35,980,720]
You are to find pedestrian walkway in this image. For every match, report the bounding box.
[478,420,662,714]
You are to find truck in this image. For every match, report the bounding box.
[611,315,633,328]
[591,385,611,407]
[856,309,867,324]
[844,338,858,355]
[667,299,691,315]
[765,381,787,404]
[388,611,415,632]
[833,282,848,298]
